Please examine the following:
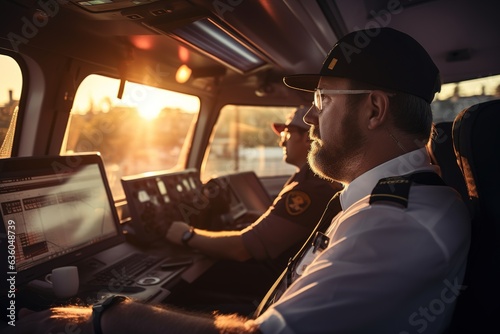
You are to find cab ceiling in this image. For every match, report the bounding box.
[2,0,500,87]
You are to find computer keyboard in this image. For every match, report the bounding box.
[87,253,162,286]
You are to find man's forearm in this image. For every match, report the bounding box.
[102,299,260,334]
[13,302,260,334]
[166,222,251,261]
[192,229,251,261]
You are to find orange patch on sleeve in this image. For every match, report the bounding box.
[285,191,311,216]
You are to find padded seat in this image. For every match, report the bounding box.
[448,99,500,333]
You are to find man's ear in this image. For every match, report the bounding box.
[366,91,391,130]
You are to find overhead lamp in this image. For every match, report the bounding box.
[176,64,192,83]
[157,18,266,74]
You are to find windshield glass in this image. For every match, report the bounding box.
[62,74,200,199]
[432,74,500,122]
[202,104,297,182]
[0,54,23,158]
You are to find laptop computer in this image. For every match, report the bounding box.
[0,153,193,305]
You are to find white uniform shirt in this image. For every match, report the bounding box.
[255,148,471,334]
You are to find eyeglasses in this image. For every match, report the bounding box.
[279,127,305,143]
[314,89,373,112]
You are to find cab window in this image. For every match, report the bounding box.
[0,54,23,158]
[62,74,200,199]
[202,105,297,181]
[432,74,500,122]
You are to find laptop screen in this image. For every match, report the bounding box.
[0,154,124,284]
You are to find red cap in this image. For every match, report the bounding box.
[272,105,311,135]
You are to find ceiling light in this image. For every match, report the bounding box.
[176,64,192,83]
[148,18,266,73]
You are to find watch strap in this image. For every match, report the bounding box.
[92,295,128,334]
[181,226,195,246]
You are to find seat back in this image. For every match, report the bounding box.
[448,99,500,333]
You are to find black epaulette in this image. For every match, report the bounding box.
[369,172,446,208]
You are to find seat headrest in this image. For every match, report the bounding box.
[453,99,500,219]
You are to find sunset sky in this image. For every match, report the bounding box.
[0,55,200,120]
[0,55,22,104]
[72,74,201,119]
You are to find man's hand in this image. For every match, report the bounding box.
[165,221,191,245]
[11,306,93,334]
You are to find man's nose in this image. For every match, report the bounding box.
[303,103,317,126]
[279,137,287,147]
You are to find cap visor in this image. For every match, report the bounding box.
[283,74,320,92]
[272,123,286,135]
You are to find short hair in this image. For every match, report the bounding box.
[389,93,433,143]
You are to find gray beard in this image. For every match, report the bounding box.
[308,140,365,184]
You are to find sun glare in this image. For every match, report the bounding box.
[71,75,200,118]
[137,99,163,120]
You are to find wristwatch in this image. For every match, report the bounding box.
[181,226,196,246]
[92,295,129,334]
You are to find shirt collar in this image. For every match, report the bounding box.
[339,148,438,210]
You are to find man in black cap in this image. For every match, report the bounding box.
[251,27,470,333]
[14,28,470,334]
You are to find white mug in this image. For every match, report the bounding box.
[45,266,79,298]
